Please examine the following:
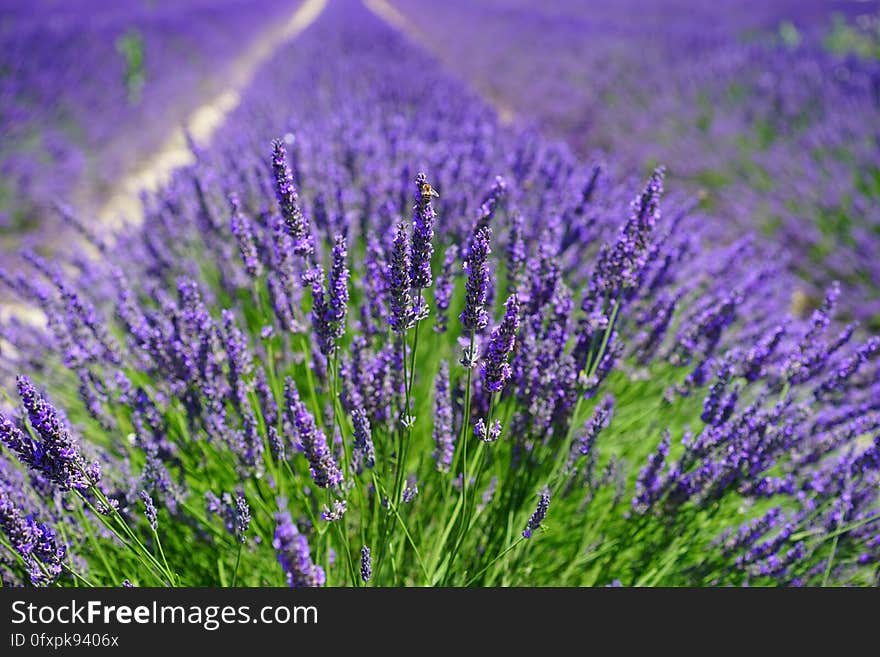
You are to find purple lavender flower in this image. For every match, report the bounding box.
[362,237,389,334]
[360,545,372,583]
[474,418,487,442]
[434,245,459,334]
[742,323,786,382]
[701,357,739,426]
[403,476,419,503]
[221,310,253,406]
[304,234,349,357]
[234,493,251,543]
[268,426,286,462]
[475,175,507,229]
[284,378,344,489]
[589,167,665,299]
[567,395,614,474]
[271,139,313,257]
[432,360,455,473]
[474,418,502,443]
[321,499,347,522]
[460,226,492,335]
[7,376,95,491]
[482,294,519,392]
[523,487,550,539]
[140,491,158,532]
[814,337,880,400]
[506,211,526,296]
[411,172,436,290]
[228,193,262,278]
[351,407,375,471]
[387,222,415,333]
[632,431,671,513]
[273,510,325,587]
[328,234,351,337]
[0,487,65,586]
[205,490,251,543]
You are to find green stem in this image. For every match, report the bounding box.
[231,542,243,587]
[442,333,477,583]
[465,537,526,587]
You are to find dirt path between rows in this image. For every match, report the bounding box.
[362,0,516,126]
[1,0,327,326]
[98,0,328,228]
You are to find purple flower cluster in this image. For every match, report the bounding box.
[271,139,314,258]
[411,172,437,290]
[523,487,550,539]
[482,294,520,392]
[305,234,350,357]
[284,379,344,490]
[1,0,879,588]
[432,361,456,472]
[460,226,492,337]
[0,486,65,586]
[388,222,416,333]
[206,490,251,543]
[0,376,96,491]
[273,510,325,588]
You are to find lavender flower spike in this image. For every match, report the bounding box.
[388,222,415,333]
[432,360,455,473]
[411,172,437,290]
[140,491,158,532]
[360,545,372,583]
[273,510,325,587]
[460,226,492,335]
[0,487,66,586]
[12,376,95,491]
[483,294,520,392]
[271,138,313,257]
[285,378,344,489]
[434,245,459,334]
[352,407,375,470]
[234,493,251,543]
[228,193,262,278]
[474,418,502,443]
[523,487,550,539]
[305,234,349,357]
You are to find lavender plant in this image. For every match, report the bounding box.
[0,0,878,588]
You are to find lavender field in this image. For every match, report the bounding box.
[0,0,879,587]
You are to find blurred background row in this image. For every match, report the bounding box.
[2,0,879,321]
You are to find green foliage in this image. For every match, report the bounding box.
[116,29,146,105]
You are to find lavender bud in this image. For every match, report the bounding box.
[523,487,550,539]
[271,139,313,257]
[460,226,492,335]
[411,172,436,290]
[321,499,347,522]
[140,490,158,532]
[273,510,325,587]
[388,222,416,333]
[352,407,375,471]
[360,545,372,583]
[432,360,455,473]
[482,294,519,392]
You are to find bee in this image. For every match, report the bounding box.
[420,181,440,201]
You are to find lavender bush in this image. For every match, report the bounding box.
[0,0,299,236]
[393,0,880,325]
[0,0,878,587]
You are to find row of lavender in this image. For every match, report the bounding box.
[0,0,299,236]
[0,0,878,586]
[391,0,880,324]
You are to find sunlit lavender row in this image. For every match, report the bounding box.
[0,0,878,587]
[0,0,299,236]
